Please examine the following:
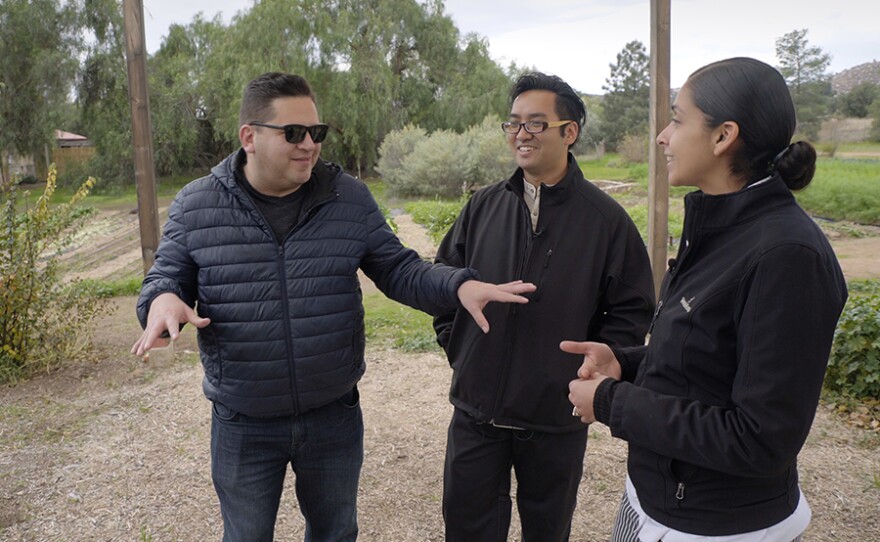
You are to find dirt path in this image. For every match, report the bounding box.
[827,236,880,280]
[1,204,878,541]
[0,297,878,541]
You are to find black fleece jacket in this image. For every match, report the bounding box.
[434,154,655,433]
[594,175,848,535]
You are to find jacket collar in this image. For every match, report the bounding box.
[505,152,583,206]
[683,173,794,230]
[213,149,341,203]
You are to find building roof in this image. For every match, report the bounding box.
[54,130,88,141]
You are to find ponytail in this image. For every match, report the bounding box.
[772,141,816,190]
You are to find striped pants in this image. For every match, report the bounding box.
[610,492,803,542]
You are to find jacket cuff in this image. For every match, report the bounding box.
[449,267,480,304]
[593,377,619,425]
[610,345,646,383]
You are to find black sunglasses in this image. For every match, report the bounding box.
[250,122,330,144]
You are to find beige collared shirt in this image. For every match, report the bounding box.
[522,180,541,232]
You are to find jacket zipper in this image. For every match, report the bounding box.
[646,300,663,342]
[530,248,553,303]
[277,191,338,415]
[490,199,535,422]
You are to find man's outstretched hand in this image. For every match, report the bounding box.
[131,293,211,357]
[457,280,536,333]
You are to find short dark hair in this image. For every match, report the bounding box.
[510,72,586,147]
[239,72,315,127]
[686,57,816,190]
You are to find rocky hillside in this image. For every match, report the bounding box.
[832,60,880,94]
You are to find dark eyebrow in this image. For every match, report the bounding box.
[509,113,550,120]
[671,104,681,114]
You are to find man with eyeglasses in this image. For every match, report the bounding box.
[132,72,536,542]
[433,72,655,541]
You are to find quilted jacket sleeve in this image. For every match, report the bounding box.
[358,184,476,316]
[135,190,199,328]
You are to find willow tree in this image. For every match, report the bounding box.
[0,0,80,183]
[195,0,511,175]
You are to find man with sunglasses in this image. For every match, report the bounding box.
[433,72,655,541]
[132,72,535,542]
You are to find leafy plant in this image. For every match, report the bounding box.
[399,129,473,198]
[405,198,466,244]
[377,124,429,196]
[826,290,880,400]
[1,165,105,383]
[378,115,512,199]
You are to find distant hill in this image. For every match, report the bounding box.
[832,61,880,94]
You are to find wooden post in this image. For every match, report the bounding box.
[648,0,671,298]
[122,0,160,276]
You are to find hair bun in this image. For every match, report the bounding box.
[774,140,816,190]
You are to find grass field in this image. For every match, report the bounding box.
[796,157,880,224]
[578,152,880,227]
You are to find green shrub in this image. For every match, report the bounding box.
[379,115,512,198]
[618,134,650,164]
[397,130,473,197]
[377,125,429,196]
[848,279,880,296]
[463,115,514,189]
[405,198,467,244]
[1,165,105,383]
[826,288,880,400]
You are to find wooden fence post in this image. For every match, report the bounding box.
[122,0,160,276]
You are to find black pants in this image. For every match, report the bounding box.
[443,408,589,542]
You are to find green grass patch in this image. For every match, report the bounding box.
[405,198,465,244]
[620,203,685,244]
[579,153,647,183]
[363,293,440,353]
[795,158,880,225]
[15,172,197,210]
[75,276,143,298]
[584,154,880,228]
[833,141,880,154]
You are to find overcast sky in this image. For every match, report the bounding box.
[142,0,880,95]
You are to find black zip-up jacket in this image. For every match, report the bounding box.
[137,150,475,417]
[594,175,848,535]
[434,154,655,433]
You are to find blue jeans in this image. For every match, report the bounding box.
[211,387,363,542]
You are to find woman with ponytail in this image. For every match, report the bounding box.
[563,57,848,541]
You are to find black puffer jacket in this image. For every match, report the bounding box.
[434,154,655,432]
[137,150,475,417]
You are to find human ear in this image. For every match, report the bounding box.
[564,122,579,146]
[712,121,740,156]
[240,124,256,152]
